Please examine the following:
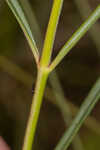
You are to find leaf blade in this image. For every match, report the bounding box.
[55,78,100,150]
[6,0,39,64]
[50,5,100,71]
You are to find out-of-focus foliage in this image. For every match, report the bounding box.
[0,0,100,150]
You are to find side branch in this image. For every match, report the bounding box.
[50,5,100,71]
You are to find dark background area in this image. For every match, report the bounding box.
[0,0,100,150]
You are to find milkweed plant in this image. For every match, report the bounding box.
[5,0,100,150]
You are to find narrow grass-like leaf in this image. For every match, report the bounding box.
[49,71,84,150]
[55,78,100,150]
[20,0,42,50]
[74,0,100,55]
[50,5,100,71]
[6,0,39,64]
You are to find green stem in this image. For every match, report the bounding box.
[50,5,100,71]
[22,67,49,150]
[54,78,100,150]
[40,0,64,67]
[1,56,100,136]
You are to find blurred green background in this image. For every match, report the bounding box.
[0,0,100,150]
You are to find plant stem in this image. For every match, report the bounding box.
[40,0,64,67]
[22,67,49,150]
[1,56,100,136]
[54,78,100,150]
[50,5,100,71]
[22,1,64,149]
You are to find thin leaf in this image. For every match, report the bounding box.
[20,0,42,50]
[55,78,100,150]
[49,71,84,150]
[6,0,39,64]
[74,0,100,55]
[50,5,100,71]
